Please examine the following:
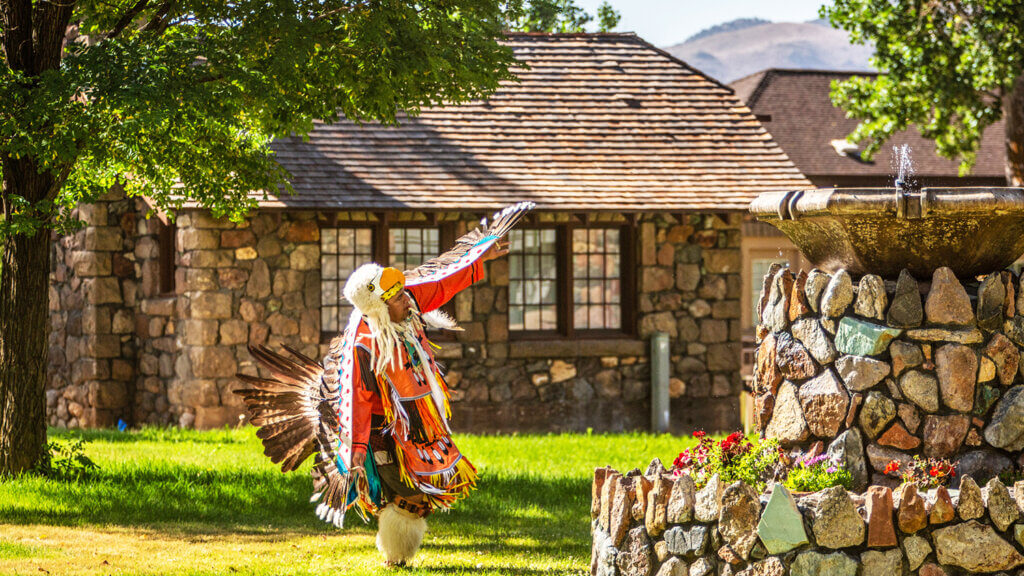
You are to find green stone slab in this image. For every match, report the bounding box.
[975,384,1001,417]
[835,317,902,356]
[757,483,809,555]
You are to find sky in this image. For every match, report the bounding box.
[573,0,831,47]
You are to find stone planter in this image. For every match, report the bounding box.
[591,463,1024,576]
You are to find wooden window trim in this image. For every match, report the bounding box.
[509,222,637,340]
[158,222,177,295]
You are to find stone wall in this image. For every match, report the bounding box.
[132,210,177,425]
[48,205,745,432]
[592,463,1024,576]
[171,211,321,428]
[47,189,137,428]
[754,265,1024,489]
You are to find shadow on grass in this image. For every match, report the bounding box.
[52,427,250,445]
[0,465,592,560]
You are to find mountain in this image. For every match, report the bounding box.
[662,18,875,83]
[684,18,770,43]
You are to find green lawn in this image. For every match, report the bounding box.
[0,428,693,575]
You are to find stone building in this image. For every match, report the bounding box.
[46,33,810,432]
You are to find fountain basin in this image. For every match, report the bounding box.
[750,187,1024,278]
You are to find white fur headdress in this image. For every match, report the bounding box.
[343,263,415,373]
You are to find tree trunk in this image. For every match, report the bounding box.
[1006,74,1024,186]
[0,0,76,476]
[0,163,54,475]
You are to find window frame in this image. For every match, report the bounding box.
[510,222,636,341]
[320,222,377,339]
[319,218,456,342]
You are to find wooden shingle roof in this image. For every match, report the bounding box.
[262,33,810,212]
[731,69,1006,182]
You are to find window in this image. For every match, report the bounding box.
[320,222,450,338]
[572,228,621,330]
[509,229,558,331]
[509,225,635,337]
[321,227,374,333]
[390,228,440,270]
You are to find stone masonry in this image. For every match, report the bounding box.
[755,265,1024,489]
[592,463,1024,576]
[47,188,138,428]
[48,203,745,432]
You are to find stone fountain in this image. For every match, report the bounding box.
[748,181,1024,487]
[589,178,1024,576]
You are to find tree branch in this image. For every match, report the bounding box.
[105,0,149,40]
[141,0,173,35]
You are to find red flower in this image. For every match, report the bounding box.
[693,430,706,439]
[929,467,940,477]
[673,449,692,469]
[884,460,900,475]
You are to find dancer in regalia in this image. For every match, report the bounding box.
[234,202,533,566]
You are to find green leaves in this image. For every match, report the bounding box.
[2,0,524,237]
[822,0,1024,174]
[510,0,620,33]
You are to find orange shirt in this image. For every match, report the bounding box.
[350,258,485,456]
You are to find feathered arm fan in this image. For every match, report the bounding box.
[234,340,357,527]
[405,201,535,329]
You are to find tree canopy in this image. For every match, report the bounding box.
[1,0,531,240]
[822,0,1024,183]
[512,0,620,34]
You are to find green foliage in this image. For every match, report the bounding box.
[33,436,99,481]
[821,0,1024,174]
[673,432,851,494]
[1,0,533,237]
[512,0,620,33]
[703,437,781,493]
[885,455,958,489]
[784,460,853,493]
[595,2,621,32]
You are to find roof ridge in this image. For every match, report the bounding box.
[737,68,880,108]
[743,67,879,77]
[503,31,640,39]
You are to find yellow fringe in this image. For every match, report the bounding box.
[415,397,448,441]
[392,442,415,490]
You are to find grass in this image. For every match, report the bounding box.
[0,428,695,575]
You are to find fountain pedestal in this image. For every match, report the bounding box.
[755,264,1024,488]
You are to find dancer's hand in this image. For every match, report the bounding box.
[482,240,510,262]
[351,450,366,471]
